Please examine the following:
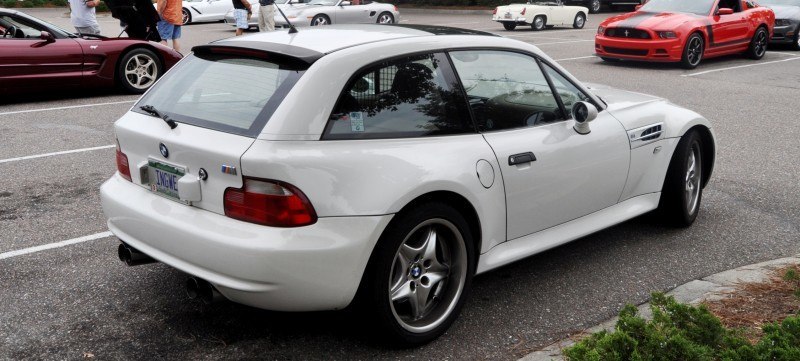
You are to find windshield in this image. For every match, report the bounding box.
[529,0,561,4]
[10,12,76,37]
[639,0,716,15]
[759,0,800,6]
[135,53,307,138]
[308,0,336,5]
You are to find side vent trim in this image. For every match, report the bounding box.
[627,122,664,149]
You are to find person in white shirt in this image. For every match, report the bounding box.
[68,0,101,35]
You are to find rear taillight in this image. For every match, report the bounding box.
[493,7,497,15]
[394,5,398,12]
[115,142,132,182]
[224,178,317,227]
[521,8,526,15]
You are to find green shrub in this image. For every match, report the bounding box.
[564,293,800,361]
[51,0,68,6]
[2,0,16,8]
[30,0,45,6]
[20,0,35,8]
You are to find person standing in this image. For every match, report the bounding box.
[156,0,183,52]
[68,0,101,35]
[232,0,253,36]
[258,0,275,32]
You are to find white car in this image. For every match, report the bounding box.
[178,0,243,25]
[225,0,399,29]
[102,24,715,345]
[494,0,589,30]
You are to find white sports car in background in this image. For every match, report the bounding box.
[103,24,715,345]
[494,0,589,30]
[225,0,399,29]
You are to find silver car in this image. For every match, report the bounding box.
[225,0,399,29]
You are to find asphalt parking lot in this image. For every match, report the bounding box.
[1,7,799,360]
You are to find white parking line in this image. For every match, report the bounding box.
[0,145,115,165]
[0,231,113,261]
[0,100,135,116]
[682,57,800,77]
[555,55,597,61]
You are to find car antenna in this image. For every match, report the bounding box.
[274,3,298,33]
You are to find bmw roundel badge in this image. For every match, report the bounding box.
[159,143,169,158]
[198,168,208,181]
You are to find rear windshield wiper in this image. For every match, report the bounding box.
[139,105,178,129]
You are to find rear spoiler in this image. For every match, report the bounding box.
[192,42,324,68]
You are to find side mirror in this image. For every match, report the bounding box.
[635,4,642,10]
[572,101,598,135]
[39,31,55,43]
[717,8,734,15]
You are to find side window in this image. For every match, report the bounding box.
[541,63,593,118]
[323,53,473,139]
[449,50,563,132]
[0,15,45,39]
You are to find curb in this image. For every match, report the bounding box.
[519,255,800,361]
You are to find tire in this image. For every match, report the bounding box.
[311,14,330,26]
[573,12,586,29]
[377,12,394,24]
[503,22,516,31]
[657,130,704,227]
[588,0,601,14]
[181,8,191,25]
[363,203,475,345]
[531,15,546,31]
[746,26,769,59]
[117,48,163,94]
[680,33,704,69]
[793,25,800,51]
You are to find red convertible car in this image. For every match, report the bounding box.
[0,8,182,96]
[595,0,775,68]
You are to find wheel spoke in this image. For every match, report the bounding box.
[390,280,413,302]
[420,228,438,263]
[413,280,433,318]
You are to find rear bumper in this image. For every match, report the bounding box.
[101,174,393,311]
[492,16,529,25]
[595,35,684,62]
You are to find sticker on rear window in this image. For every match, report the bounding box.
[350,112,364,132]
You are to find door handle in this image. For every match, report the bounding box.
[508,152,536,166]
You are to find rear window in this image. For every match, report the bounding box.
[134,53,306,137]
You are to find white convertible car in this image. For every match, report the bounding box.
[102,24,715,345]
[225,0,399,29]
[494,0,589,30]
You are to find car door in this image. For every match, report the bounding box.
[709,0,750,50]
[334,1,372,23]
[449,50,630,240]
[0,14,83,93]
[205,0,232,18]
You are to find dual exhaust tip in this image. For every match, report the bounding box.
[117,241,222,304]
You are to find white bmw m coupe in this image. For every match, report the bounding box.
[102,24,715,345]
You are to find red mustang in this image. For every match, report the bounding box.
[0,8,182,97]
[595,0,775,68]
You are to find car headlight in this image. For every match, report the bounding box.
[657,31,677,39]
[597,26,605,35]
[775,19,791,26]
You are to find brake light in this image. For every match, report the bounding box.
[224,178,317,227]
[394,5,398,12]
[521,8,526,15]
[115,141,132,182]
[493,7,497,15]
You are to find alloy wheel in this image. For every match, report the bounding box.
[378,14,393,24]
[124,54,158,90]
[575,14,585,28]
[388,219,467,333]
[688,37,702,66]
[312,16,328,26]
[754,30,767,57]
[684,145,701,215]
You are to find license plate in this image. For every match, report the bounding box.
[148,158,187,203]
[504,12,512,19]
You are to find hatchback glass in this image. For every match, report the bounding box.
[135,53,306,137]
